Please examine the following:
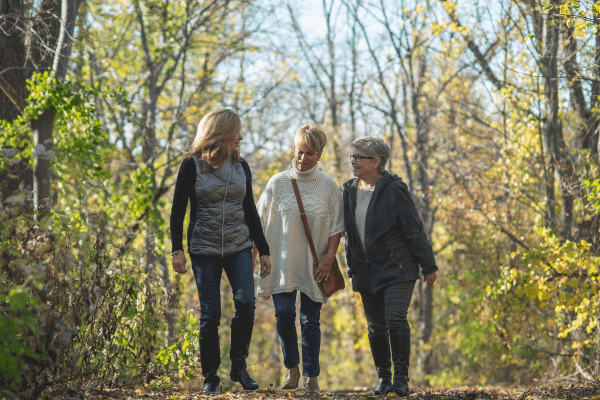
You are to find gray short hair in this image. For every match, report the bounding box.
[350,137,389,174]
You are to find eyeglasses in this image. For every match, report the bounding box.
[349,154,375,162]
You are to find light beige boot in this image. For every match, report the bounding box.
[304,376,320,394]
[281,366,300,389]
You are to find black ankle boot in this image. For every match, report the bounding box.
[387,328,410,397]
[375,377,392,396]
[369,334,392,395]
[229,323,259,390]
[200,335,221,393]
[203,382,219,394]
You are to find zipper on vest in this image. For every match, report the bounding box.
[221,160,233,258]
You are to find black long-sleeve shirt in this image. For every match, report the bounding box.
[170,157,270,256]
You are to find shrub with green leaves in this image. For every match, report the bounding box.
[0,187,172,394]
[0,74,181,396]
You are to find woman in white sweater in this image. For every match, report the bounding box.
[255,125,344,393]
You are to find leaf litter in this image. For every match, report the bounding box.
[40,380,600,400]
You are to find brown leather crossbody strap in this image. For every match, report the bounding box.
[291,176,319,266]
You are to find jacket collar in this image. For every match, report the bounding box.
[345,171,402,214]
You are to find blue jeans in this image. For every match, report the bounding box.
[190,248,255,340]
[272,291,322,377]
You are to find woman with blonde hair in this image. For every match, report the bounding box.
[170,109,271,393]
[254,125,344,393]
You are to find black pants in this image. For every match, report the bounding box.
[360,281,416,336]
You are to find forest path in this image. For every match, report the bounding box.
[45,380,600,400]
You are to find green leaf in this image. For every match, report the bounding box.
[39,214,53,230]
[7,290,28,309]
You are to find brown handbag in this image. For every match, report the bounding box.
[291,176,345,298]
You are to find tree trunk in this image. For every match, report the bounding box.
[414,280,434,378]
[159,254,177,346]
[538,0,573,239]
[0,0,79,212]
[0,0,29,123]
[135,0,176,342]
[32,0,78,215]
[52,0,78,80]
[412,123,436,380]
[32,108,56,212]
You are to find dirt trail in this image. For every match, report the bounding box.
[46,380,600,400]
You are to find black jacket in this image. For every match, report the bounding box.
[343,171,437,293]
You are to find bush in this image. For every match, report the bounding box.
[0,191,178,396]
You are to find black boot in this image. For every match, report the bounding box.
[369,334,392,395]
[229,323,259,390]
[387,328,410,397]
[200,335,221,394]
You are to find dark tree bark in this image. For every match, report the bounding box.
[31,108,56,212]
[0,0,30,122]
[32,0,79,214]
[528,0,574,239]
[1,0,79,212]
[1,0,61,201]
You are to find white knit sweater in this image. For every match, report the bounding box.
[256,163,344,303]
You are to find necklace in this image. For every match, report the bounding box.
[358,187,373,205]
[358,179,376,204]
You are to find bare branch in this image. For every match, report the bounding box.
[0,74,26,112]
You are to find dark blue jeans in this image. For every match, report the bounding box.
[272,291,322,377]
[190,248,255,340]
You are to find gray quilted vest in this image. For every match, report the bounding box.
[189,157,253,257]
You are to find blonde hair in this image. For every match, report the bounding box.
[189,109,241,172]
[293,125,327,153]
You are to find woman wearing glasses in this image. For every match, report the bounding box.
[254,125,344,393]
[343,137,438,397]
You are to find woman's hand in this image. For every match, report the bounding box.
[424,271,437,287]
[259,255,271,279]
[172,250,187,273]
[314,255,335,283]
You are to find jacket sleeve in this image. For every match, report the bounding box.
[241,161,270,256]
[342,188,353,278]
[345,238,353,278]
[170,158,195,253]
[394,182,438,275]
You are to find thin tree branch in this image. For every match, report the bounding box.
[0,75,26,112]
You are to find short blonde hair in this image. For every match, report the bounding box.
[189,109,241,171]
[293,125,327,153]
